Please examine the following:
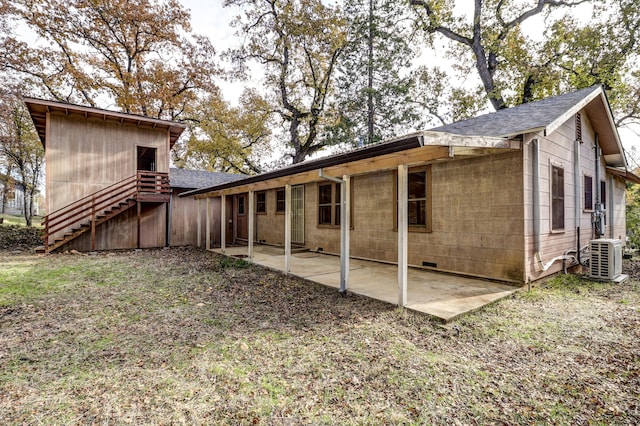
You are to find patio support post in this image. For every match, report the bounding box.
[248,190,254,261]
[319,168,350,292]
[397,164,408,307]
[205,197,211,250]
[197,199,201,248]
[221,194,226,253]
[340,175,350,293]
[284,184,292,274]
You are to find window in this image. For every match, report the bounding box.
[276,189,285,213]
[256,192,266,214]
[601,180,607,206]
[394,166,432,232]
[551,165,565,231]
[575,113,582,143]
[238,195,245,216]
[318,182,340,226]
[584,175,593,210]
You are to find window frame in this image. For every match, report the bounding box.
[393,165,432,233]
[550,163,565,232]
[316,180,354,229]
[584,174,593,211]
[255,191,267,214]
[275,189,285,214]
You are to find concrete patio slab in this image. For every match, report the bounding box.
[213,246,520,322]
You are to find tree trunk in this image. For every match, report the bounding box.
[367,0,375,144]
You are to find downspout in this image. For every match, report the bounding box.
[532,139,541,254]
[574,138,581,264]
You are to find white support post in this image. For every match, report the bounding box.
[284,184,292,274]
[340,175,350,293]
[248,190,254,261]
[205,197,211,250]
[197,199,201,248]
[220,194,226,253]
[397,164,408,307]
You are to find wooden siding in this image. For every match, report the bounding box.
[170,189,222,247]
[46,112,170,250]
[248,151,525,282]
[60,204,166,251]
[523,111,627,281]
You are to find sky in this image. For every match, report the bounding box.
[180,0,640,158]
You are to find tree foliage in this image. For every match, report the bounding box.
[225,0,347,163]
[0,92,44,227]
[175,90,272,174]
[409,0,640,126]
[0,0,219,121]
[332,0,418,146]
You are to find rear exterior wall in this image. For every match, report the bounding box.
[253,150,525,283]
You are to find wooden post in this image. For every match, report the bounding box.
[91,194,96,251]
[196,199,201,248]
[220,194,226,253]
[205,197,211,250]
[137,201,141,249]
[284,184,292,274]
[248,190,254,261]
[397,164,408,307]
[340,175,351,292]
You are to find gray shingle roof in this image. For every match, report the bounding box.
[430,86,601,137]
[170,168,246,189]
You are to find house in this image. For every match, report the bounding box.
[0,176,40,217]
[168,167,245,246]
[24,98,243,252]
[181,85,638,297]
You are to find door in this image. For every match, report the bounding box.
[291,185,304,245]
[234,193,248,241]
[137,146,156,172]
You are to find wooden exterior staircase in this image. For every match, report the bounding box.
[40,172,170,253]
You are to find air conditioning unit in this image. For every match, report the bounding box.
[590,239,623,280]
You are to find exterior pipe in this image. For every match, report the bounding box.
[574,138,581,264]
[609,175,614,238]
[532,139,540,253]
[594,133,604,238]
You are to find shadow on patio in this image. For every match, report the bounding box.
[212,245,520,322]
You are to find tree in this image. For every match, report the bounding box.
[408,0,640,126]
[0,93,44,227]
[332,0,418,146]
[1,0,219,121]
[225,0,347,163]
[175,90,273,174]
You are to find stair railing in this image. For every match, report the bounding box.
[42,172,169,252]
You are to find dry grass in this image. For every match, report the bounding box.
[1,247,639,425]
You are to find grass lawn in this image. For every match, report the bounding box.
[0,214,43,228]
[1,247,639,424]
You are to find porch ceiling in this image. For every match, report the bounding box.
[189,134,520,199]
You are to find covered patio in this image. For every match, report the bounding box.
[212,245,519,322]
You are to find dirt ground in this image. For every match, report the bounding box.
[0,246,639,424]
